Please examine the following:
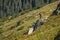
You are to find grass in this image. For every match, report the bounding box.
[0,13,39,40]
[0,1,59,40]
[21,15,60,40]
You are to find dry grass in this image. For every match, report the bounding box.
[0,1,59,40]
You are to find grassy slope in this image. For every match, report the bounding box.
[1,1,58,32]
[18,1,60,40]
[21,15,60,40]
[0,1,59,40]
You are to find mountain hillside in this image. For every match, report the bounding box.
[0,0,60,40]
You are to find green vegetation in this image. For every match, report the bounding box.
[21,15,60,40]
[0,0,60,40]
[0,0,58,22]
